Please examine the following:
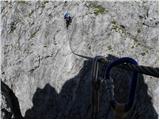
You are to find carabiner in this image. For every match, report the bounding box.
[105,57,138,117]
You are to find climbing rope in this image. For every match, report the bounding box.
[67,30,92,60]
[66,16,92,60]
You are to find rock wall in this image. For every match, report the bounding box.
[1,0,159,118]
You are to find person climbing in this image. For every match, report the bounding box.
[64,11,72,29]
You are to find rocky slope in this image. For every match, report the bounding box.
[1,0,159,118]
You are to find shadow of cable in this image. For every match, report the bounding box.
[24,54,158,118]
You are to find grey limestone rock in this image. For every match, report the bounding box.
[1,0,158,118]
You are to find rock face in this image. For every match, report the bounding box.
[1,0,158,118]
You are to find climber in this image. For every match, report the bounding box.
[64,11,72,29]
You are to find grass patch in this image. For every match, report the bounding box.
[108,45,112,50]
[90,3,107,15]
[17,0,27,4]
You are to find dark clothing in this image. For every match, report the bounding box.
[64,12,72,29]
[65,16,72,29]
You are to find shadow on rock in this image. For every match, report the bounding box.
[25,84,58,118]
[1,81,23,119]
[24,54,158,118]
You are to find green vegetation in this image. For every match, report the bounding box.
[111,20,116,24]
[107,45,112,50]
[29,10,34,17]
[90,3,107,15]
[111,20,126,34]
[29,29,39,40]
[43,1,49,4]
[42,4,45,8]
[17,0,26,4]
[41,1,49,8]
[30,31,37,39]
[135,42,140,47]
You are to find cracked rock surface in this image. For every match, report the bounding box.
[1,0,159,118]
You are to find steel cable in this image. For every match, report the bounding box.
[118,63,159,78]
[66,17,159,78]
